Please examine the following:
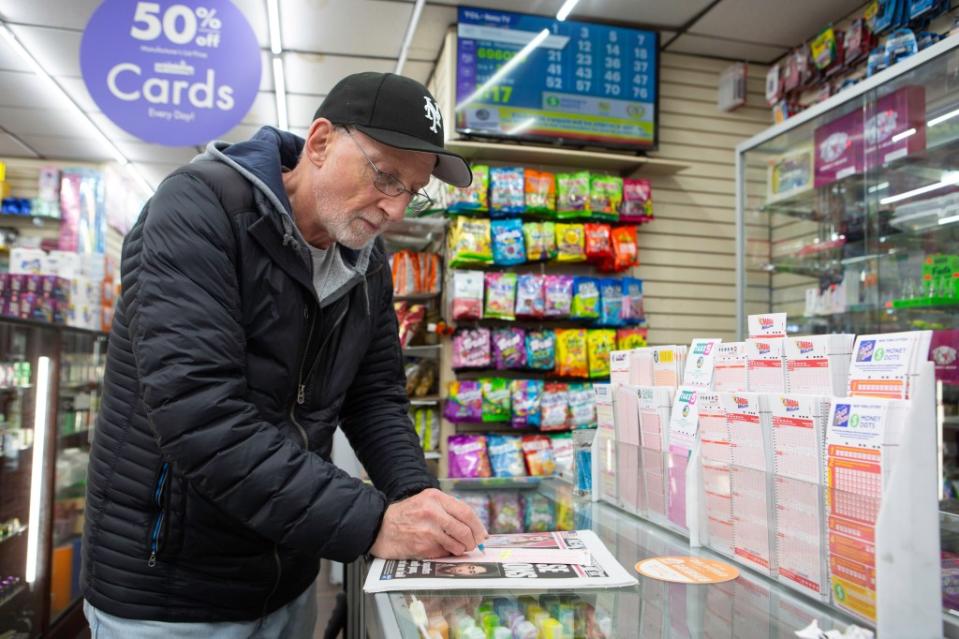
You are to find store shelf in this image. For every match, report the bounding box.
[446,139,690,175]
[0,583,26,611]
[394,292,440,302]
[59,381,99,392]
[409,395,442,406]
[0,525,26,546]
[0,385,30,393]
[455,368,609,383]
[453,421,573,434]
[402,344,442,358]
[58,430,90,448]
[0,214,59,226]
[446,476,545,490]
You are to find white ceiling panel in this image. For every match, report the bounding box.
[404,60,434,85]
[219,122,266,143]
[280,0,412,58]
[288,93,322,129]
[259,50,274,91]
[55,76,99,113]
[290,126,310,139]
[0,0,99,30]
[690,0,866,47]
[85,112,144,143]
[136,162,184,190]
[667,33,788,63]
[241,91,277,126]
[284,53,394,95]
[0,70,69,109]
[228,0,270,49]
[0,106,95,139]
[19,134,114,161]
[9,25,81,78]
[407,4,458,63]
[0,132,39,157]
[114,141,197,164]
[421,0,710,28]
[0,41,31,73]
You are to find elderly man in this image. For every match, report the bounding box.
[81,72,487,638]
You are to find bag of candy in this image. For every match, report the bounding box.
[598,279,625,327]
[492,327,527,370]
[491,218,526,266]
[484,272,517,320]
[490,492,523,534]
[543,275,573,317]
[444,380,482,422]
[571,277,600,320]
[511,378,544,429]
[448,434,492,478]
[589,174,623,221]
[413,407,440,451]
[555,328,588,378]
[540,383,570,430]
[523,492,555,531]
[455,492,491,529]
[447,165,490,213]
[522,434,556,476]
[490,167,525,216]
[551,432,574,480]
[449,216,493,267]
[555,223,586,263]
[487,434,527,477]
[524,169,556,215]
[617,327,648,350]
[542,221,558,260]
[556,171,590,218]
[523,222,547,261]
[621,178,653,222]
[621,277,645,324]
[584,223,613,263]
[600,225,638,272]
[515,274,545,318]
[452,327,491,369]
[451,270,485,320]
[525,329,556,371]
[481,377,511,422]
[587,329,616,378]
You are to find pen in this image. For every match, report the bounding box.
[478,543,486,554]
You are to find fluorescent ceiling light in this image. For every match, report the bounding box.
[273,56,288,130]
[556,0,581,21]
[929,107,959,127]
[395,0,426,75]
[26,357,51,584]
[266,0,282,55]
[880,171,959,205]
[506,117,537,136]
[455,28,550,111]
[891,127,917,143]
[939,213,959,226]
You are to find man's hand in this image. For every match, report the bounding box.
[369,488,489,559]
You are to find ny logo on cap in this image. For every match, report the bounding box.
[423,96,442,134]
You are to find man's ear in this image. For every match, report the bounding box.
[304,118,336,168]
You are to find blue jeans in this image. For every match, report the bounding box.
[83,580,318,639]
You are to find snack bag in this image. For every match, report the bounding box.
[523,492,556,531]
[413,407,440,451]
[484,272,517,320]
[621,178,653,222]
[589,174,623,220]
[555,329,588,378]
[524,169,556,214]
[622,277,645,324]
[456,493,491,529]
[598,279,625,327]
[541,383,570,430]
[390,250,416,296]
[487,434,527,478]
[567,383,597,428]
[551,432,574,480]
[515,274,545,318]
[490,492,523,534]
[511,379,544,429]
[448,216,492,267]
[541,221,558,260]
[543,275,573,317]
[447,165,489,212]
[451,327,491,369]
[481,377,511,422]
[571,277,600,320]
[523,222,547,261]
[448,434,492,478]
[491,218,527,265]
[556,171,590,218]
[617,327,649,350]
[492,327,527,370]
[490,167,525,216]
[522,434,556,476]
[587,329,616,378]
[601,225,639,272]
[526,329,556,371]
[584,223,613,263]
[444,380,482,422]
[555,223,586,263]
[451,270,484,320]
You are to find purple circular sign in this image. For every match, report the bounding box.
[80,0,261,147]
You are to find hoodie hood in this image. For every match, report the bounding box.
[196,126,374,309]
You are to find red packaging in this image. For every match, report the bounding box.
[584,224,613,263]
[522,435,556,476]
[601,226,639,272]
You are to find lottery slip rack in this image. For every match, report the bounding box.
[592,356,942,638]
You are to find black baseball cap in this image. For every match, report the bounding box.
[315,72,472,188]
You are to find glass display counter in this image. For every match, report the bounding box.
[357,479,858,638]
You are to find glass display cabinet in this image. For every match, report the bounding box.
[736,35,959,624]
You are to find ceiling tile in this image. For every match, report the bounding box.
[242,91,277,127]
[403,60,434,86]
[689,0,866,47]
[0,0,99,30]
[135,161,183,190]
[407,4,458,62]
[0,106,92,139]
[284,53,396,95]
[0,40,31,73]
[288,93,322,129]
[0,132,39,157]
[9,25,81,78]
[18,134,114,161]
[85,112,143,143]
[114,140,197,164]
[259,50,274,92]
[0,70,68,109]
[228,0,270,49]
[219,123,265,143]
[666,33,788,63]
[290,126,310,139]
[422,0,709,28]
[56,76,99,112]
[281,0,411,58]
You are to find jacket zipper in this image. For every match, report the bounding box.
[260,546,282,620]
[289,305,317,448]
[147,462,170,567]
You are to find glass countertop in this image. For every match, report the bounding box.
[365,478,861,638]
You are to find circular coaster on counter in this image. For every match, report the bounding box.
[636,556,739,584]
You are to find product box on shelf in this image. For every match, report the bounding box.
[864,85,926,167]
[765,145,814,204]
[814,107,864,187]
[9,248,45,275]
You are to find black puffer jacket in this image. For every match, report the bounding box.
[81,128,437,622]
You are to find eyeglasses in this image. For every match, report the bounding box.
[342,127,434,214]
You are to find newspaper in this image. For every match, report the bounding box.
[363,530,638,593]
